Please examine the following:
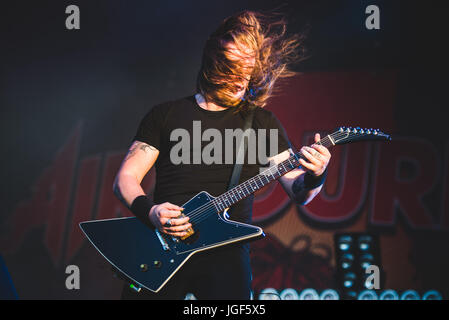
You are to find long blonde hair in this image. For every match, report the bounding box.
[196,10,304,112]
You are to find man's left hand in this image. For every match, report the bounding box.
[299,133,331,176]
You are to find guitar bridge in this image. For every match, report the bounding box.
[180,227,195,241]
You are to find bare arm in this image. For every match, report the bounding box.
[113,140,191,236]
[113,141,159,208]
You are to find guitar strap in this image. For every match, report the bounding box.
[227,106,256,191]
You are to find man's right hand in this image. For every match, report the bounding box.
[149,202,191,237]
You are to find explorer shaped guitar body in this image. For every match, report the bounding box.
[80,191,264,293]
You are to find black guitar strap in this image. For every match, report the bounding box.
[227,106,256,191]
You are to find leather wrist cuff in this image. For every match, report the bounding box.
[130,195,155,229]
[303,167,328,190]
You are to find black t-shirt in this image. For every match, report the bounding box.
[133,95,291,223]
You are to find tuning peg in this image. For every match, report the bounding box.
[360,128,365,134]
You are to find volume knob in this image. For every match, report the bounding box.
[140,263,149,272]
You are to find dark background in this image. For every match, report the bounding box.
[1,0,448,299]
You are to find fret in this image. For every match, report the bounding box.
[281,162,288,172]
[251,179,257,190]
[223,196,230,208]
[244,182,250,194]
[257,175,263,187]
[278,163,285,174]
[212,200,220,212]
[217,200,224,211]
[287,157,294,169]
[274,166,282,180]
[325,135,334,147]
[238,185,246,198]
[263,174,270,185]
[269,167,275,180]
[235,187,243,200]
[291,154,300,166]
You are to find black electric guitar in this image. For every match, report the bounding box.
[80,127,391,293]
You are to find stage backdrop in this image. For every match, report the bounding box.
[1,0,448,299]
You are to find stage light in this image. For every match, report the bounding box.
[320,289,340,300]
[337,235,353,251]
[358,235,373,251]
[334,233,383,300]
[184,292,197,300]
[343,272,356,289]
[280,288,299,300]
[422,290,442,300]
[358,290,379,300]
[258,288,281,300]
[360,253,374,270]
[379,289,399,300]
[400,290,420,300]
[361,272,378,290]
[298,288,320,300]
[340,253,354,270]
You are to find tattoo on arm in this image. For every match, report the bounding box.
[292,176,305,196]
[124,142,157,161]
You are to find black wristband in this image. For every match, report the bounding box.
[303,167,328,190]
[130,195,155,229]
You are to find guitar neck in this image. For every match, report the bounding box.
[211,134,335,213]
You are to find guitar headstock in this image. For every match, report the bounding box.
[330,126,392,145]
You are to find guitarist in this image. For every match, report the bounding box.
[114,10,331,300]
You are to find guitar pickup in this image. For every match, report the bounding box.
[155,229,170,251]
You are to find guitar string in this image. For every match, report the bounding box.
[184,131,363,225]
[184,130,365,225]
[183,132,344,225]
[185,135,338,225]
[182,130,381,225]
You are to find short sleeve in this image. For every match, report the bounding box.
[132,106,164,150]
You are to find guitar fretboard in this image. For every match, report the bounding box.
[210,134,335,213]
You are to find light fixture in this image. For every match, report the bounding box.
[343,272,356,289]
[334,233,382,300]
[360,253,374,270]
[338,235,353,251]
[320,289,340,300]
[358,235,373,251]
[298,288,320,300]
[280,288,299,300]
[422,290,442,300]
[258,288,280,300]
[400,290,420,300]
[358,290,379,300]
[379,289,399,300]
[340,253,354,270]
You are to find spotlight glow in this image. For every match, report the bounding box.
[298,288,320,300]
